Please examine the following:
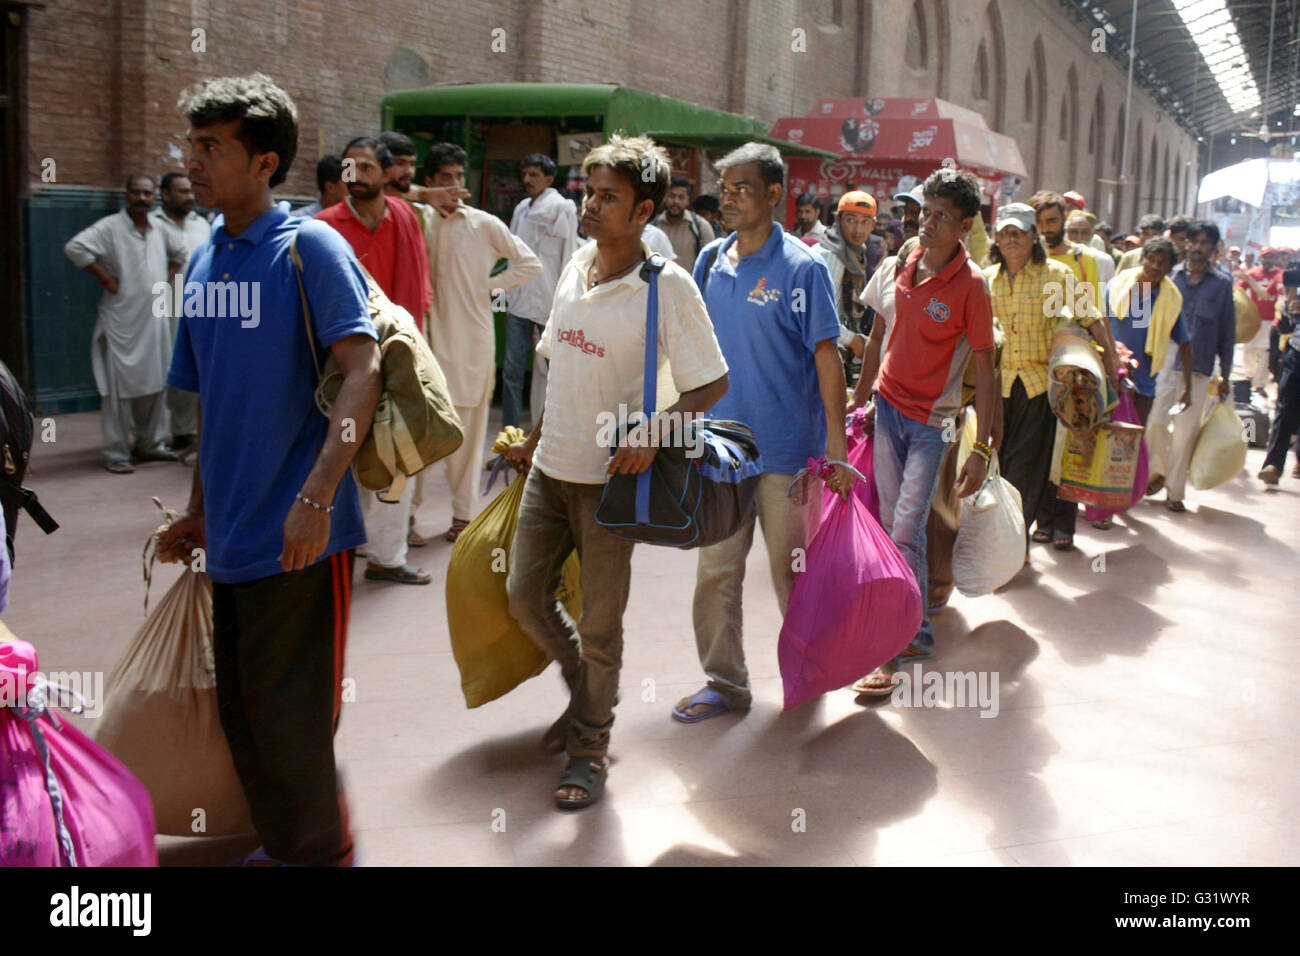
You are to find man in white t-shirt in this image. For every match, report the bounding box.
[505,135,730,812]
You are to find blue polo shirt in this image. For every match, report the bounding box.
[1170,263,1236,378]
[693,223,840,474]
[168,204,376,584]
[1105,279,1190,397]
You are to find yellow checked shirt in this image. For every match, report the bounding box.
[984,257,1091,399]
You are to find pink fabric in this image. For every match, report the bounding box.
[825,431,880,521]
[1084,390,1149,521]
[1,640,157,866]
[779,492,921,710]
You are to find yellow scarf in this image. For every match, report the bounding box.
[1110,267,1182,371]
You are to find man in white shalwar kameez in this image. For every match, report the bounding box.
[65,175,188,473]
[422,143,542,540]
[150,172,212,451]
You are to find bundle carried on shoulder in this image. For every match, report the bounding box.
[290,234,463,503]
[93,500,253,837]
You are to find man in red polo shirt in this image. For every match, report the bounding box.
[855,168,997,694]
[318,135,434,585]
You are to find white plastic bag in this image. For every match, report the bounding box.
[1189,394,1248,490]
[952,452,1026,597]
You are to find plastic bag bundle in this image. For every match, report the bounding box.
[446,476,581,708]
[778,491,921,710]
[1190,388,1248,490]
[1048,327,1116,433]
[952,452,1026,597]
[94,501,253,836]
[2,639,157,865]
[1233,287,1262,344]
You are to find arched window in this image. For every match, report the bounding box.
[1024,69,1033,122]
[905,0,928,70]
[973,41,989,100]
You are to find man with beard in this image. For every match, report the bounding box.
[817,190,882,383]
[893,184,922,240]
[317,136,434,584]
[792,192,827,240]
[1146,221,1235,513]
[150,172,212,452]
[504,153,581,430]
[653,176,715,265]
[65,174,188,472]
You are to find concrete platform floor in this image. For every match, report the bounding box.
[4,409,1297,866]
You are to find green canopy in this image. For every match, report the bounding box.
[381,83,838,160]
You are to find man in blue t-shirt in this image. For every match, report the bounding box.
[157,74,381,866]
[1105,236,1193,426]
[672,143,850,723]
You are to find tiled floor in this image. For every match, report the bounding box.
[5,410,1297,866]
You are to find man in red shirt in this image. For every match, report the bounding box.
[856,168,997,694]
[1236,247,1287,386]
[318,136,434,585]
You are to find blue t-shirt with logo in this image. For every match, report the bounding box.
[168,205,376,584]
[693,224,840,475]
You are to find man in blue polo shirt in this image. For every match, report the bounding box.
[157,74,381,866]
[1147,220,1235,513]
[672,142,850,722]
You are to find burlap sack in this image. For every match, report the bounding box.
[93,508,252,836]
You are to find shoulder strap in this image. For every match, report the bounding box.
[288,233,323,385]
[633,253,667,525]
[701,243,720,295]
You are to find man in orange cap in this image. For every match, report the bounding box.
[818,189,882,383]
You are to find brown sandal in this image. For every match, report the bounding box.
[445,519,470,543]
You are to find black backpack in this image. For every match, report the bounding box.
[0,359,59,562]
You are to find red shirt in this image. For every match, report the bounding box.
[877,241,995,428]
[317,196,432,330]
[1237,266,1283,327]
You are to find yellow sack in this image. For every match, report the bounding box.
[1233,287,1262,344]
[446,475,582,708]
[1189,390,1248,491]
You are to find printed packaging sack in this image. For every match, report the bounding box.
[1,639,157,866]
[1056,420,1146,508]
[1189,398,1248,491]
[778,491,921,710]
[446,476,581,708]
[1083,389,1149,520]
[952,452,1026,597]
[94,543,253,836]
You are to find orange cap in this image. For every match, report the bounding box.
[836,190,877,216]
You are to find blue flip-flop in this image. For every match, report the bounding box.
[672,687,734,723]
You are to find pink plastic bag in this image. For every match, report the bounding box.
[828,418,880,521]
[1,640,157,866]
[1083,389,1149,521]
[779,492,922,710]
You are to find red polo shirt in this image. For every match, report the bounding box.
[317,196,431,330]
[877,241,994,428]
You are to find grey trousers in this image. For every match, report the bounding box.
[691,472,822,709]
[506,468,635,758]
[166,385,199,439]
[101,391,168,465]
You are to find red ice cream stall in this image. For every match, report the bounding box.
[771,97,1028,225]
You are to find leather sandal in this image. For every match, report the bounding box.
[364,563,432,585]
[555,756,608,810]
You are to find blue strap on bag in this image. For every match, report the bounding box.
[594,254,762,549]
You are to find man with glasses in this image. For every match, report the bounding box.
[673,142,849,723]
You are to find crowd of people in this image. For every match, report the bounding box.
[48,72,1299,863]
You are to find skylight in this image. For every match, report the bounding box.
[1172,0,1261,114]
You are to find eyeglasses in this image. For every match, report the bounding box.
[717,183,758,202]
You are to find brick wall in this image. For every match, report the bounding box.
[24,0,1200,222]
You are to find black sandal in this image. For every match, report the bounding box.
[1052,531,1074,551]
[1031,528,1053,544]
[555,756,608,810]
